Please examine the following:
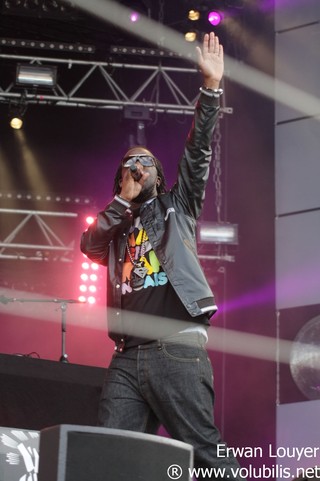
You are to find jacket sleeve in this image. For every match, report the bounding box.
[172,93,220,220]
[80,195,132,266]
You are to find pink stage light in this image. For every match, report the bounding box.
[85,215,94,225]
[78,217,104,305]
[130,11,140,22]
[208,11,223,26]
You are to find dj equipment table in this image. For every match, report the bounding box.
[0,353,106,430]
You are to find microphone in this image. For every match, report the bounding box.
[130,164,142,181]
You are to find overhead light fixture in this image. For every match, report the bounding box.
[8,96,27,130]
[10,115,23,130]
[124,105,150,120]
[16,64,57,88]
[184,31,198,42]
[0,190,94,205]
[188,9,200,21]
[0,37,95,54]
[121,0,151,20]
[198,222,238,245]
[208,10,223,26]
[110,45,194,60]
[129,11,141,22]
[2,0,78,20]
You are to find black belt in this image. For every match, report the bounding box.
[115,331,207,353]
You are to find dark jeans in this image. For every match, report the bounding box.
[98,337,246,480]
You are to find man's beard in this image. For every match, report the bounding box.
[133,184,156,204]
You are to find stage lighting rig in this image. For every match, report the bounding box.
[1,0,77,19]
[0,38,95,54]
[8,95,27,130]
[198,222,238,245]
[15,64,57,88]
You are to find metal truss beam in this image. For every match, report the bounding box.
[0,208,78,262]
[0,53,233,115]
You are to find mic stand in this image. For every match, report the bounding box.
[0,295,82,363]
[59,301,69,363]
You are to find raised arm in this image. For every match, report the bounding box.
[173,32,224,219]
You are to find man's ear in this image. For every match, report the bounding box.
[156,177,161,187]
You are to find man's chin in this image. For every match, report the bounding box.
[133,189,156,204]
[132,194,148,204]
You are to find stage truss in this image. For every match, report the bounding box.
[0,53,233,116]
[0,208,78,262]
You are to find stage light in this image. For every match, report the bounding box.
[85,215,94,225]
[0,190,93,205]
[185,31,197,42]
[78,217,104,305]
[121,0,150,22]
[2,0,79,21]
[130,11,140,22]
[8,97,27,129]
[0,37,95,54]
[16,64,57,87]
[9,115,23,129]
[42,0,64,14]
[110,45,194,60]
[208,10,223,26]
[79,256,100,304]
[198,222,238,245]
[188,9,200,21]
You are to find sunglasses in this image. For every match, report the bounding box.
[122,154,155,168]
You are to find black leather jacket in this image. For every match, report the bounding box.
[81,93,220,344]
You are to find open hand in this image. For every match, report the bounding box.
[196,32,224,90]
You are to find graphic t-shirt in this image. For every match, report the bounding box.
[121,216,207,346]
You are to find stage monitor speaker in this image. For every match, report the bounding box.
[38,424,194,481]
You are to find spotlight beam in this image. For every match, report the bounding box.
[0,290,292,365]
[61,0,320,120]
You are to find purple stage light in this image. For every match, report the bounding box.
[208,10,222,26]
[130,11,140,22]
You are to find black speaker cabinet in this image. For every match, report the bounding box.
[38,424,194,481]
